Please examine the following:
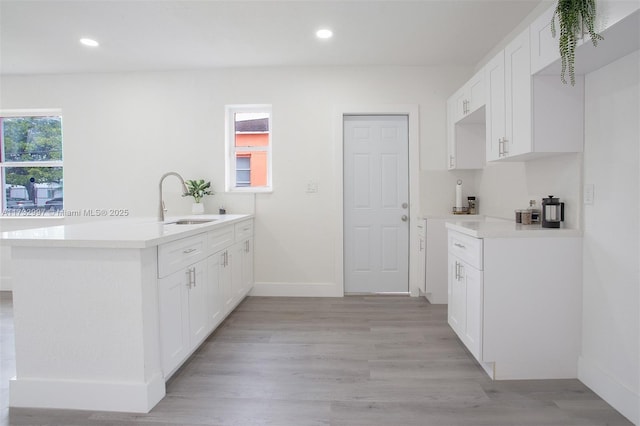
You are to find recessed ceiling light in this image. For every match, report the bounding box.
[80,38,99,47]
[316,29,333,39]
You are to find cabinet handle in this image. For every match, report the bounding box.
[502,137,509,155]
[498,137,504,157]
[183,248,197,254]
[245,240,250,253]
[449,155,454,168]
[419,239,424,251]
[455,261,459,280]
[186,267,195,288]
[225,251,229,267]
[454,242,465,249]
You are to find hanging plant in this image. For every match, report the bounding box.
[551,0,603,85]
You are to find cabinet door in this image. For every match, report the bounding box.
[505,30,532,157]
[242,239,254,294]
[452,87,467,123]
[467,69,485,113]
[207,254,223,330]
[188,260,209,348]
[447,255,466,337]
[417,228,426,294]
[218,250,234,316]
[231,242,245,303]
[462,262,483,361]
[530,5,559,74]
[446,97,456,169]
[485,50,505,162]
[158,268,190,375]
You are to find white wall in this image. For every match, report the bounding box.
[579,50,639,425]
[0,66,470,293]
[475,154,583,228]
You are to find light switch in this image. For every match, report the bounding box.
[584,184,594,205]
[306,180,318,194]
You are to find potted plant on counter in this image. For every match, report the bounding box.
[184,179,213,214]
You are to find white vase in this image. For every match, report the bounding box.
[191,202,205,215]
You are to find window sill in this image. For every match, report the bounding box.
[225,187,273,194]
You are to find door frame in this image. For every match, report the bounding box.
[334,105,421,296]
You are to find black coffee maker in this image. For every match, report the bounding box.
[542,195,564,228]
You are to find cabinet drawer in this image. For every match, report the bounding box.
[158,233,207,278]
[208,225,234,254]
[448,231,483,270]
[234,219,253,241]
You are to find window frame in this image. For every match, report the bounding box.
[0,109,64,217]
[225,104,273,193]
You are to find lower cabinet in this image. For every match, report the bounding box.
[157,258,208,376]
[157,219,254,378]
[447,229,582,380]
[448,253,483,361]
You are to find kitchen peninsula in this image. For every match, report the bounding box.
[1,214,254,413]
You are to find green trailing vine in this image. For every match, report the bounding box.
[551,0,603,85]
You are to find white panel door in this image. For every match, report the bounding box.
[344,115,409,293]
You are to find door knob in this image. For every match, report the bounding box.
[401,215,408,222]
[401,202,408,209]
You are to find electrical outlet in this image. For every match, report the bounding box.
[584,184,594,205]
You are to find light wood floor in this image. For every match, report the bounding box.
[0,292,632,426]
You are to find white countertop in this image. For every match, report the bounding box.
[445,219,582,238]
[0,214,253,249]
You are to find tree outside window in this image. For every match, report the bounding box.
[1,112,64,215]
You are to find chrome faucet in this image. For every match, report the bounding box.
[158,172,189,222]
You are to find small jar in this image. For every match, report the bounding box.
[467,196,477,215]
[515,209,523,223]
[521,210,532,225]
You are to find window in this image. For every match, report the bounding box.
[225,105,272,192]
[1,110,64,216]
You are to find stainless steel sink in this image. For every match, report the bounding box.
[168,219,217,225]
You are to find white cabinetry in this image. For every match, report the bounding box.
[416,220,426,295]
[447,69,486,170]
[447,229,582,380]
[424,216,480,304]
[157,233,210,376]
[531,2,640,76]
[451,70,485,122]
[447,231,483,356]
[232,219,254,305]
[530,5,561,75]
[157,218,254,378]
[486,29,584,162]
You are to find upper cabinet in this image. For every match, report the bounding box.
[449,0,637,166]
[531,1,640,75]
[486,31,532,161]
[486,29,584,162]
[451,70,485,122]
[447,69,486,170]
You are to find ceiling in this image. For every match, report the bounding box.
[0,0,542,75]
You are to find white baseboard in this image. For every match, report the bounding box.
[250,282,343,297]
[9,373,165,413]
[578,355,639,425]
